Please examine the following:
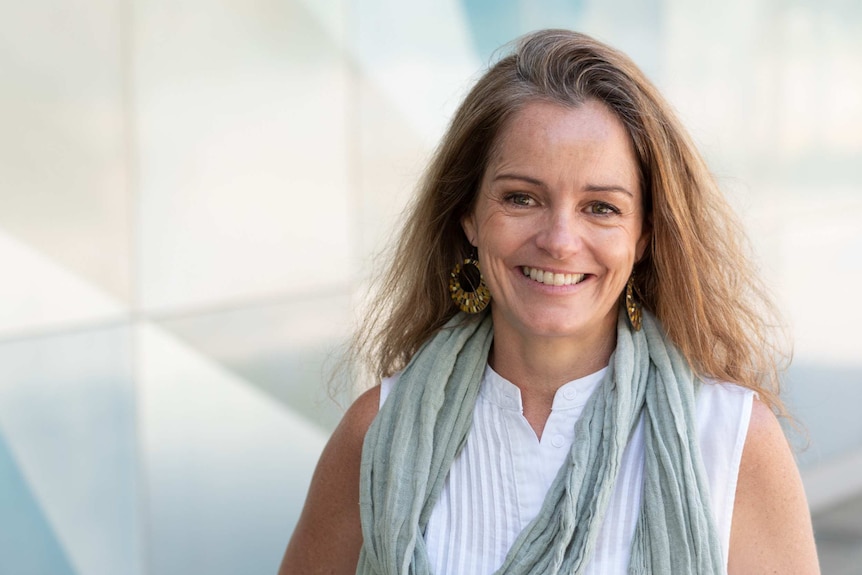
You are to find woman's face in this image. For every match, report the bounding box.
[462,99,649,347]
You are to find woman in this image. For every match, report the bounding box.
[279,30,819,574]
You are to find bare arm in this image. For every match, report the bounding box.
[728,398,820,574]
[277,386,380,575]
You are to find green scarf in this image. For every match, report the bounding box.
[357,309,724,574]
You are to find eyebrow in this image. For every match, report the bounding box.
[493,173,546,187]
[584,184,634,198]
[492,173,634,198]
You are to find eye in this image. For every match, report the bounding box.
[504,193,536,207]
[588,202,620,215]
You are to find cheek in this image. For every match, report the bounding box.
[479,225,535,268]
[592,228,642,269]
[475,212,514,248]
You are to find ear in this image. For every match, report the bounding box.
[635,214,652,262]
[461,211,478,247]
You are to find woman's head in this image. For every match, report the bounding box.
[410,30,662,292]
[402,30,722,327]
[355,30,787,412]
[462,98,649,355]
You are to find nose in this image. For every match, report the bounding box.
[534,209,582,259]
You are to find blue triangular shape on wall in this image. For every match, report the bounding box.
[0,429,78,575]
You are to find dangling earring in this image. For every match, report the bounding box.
[626,275,642,331]
[449,254,491,314]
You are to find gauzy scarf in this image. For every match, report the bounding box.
[357,309,724,575]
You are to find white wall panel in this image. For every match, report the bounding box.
[355,0,480,144]
[0,0,131,305]
[139,322,327,575]
[157,291,353,431]
[776,193,862,366]
[354,76,428,264]
[0,229,125,338]
[136,0,352,313]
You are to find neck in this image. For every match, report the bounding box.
[490,330,615,396]
[488,311,617,438]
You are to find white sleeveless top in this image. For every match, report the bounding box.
[379,365,754,575]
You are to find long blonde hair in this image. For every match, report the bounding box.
[351,30,789,414]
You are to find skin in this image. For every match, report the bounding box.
[461,100,649,438]
[278,386,379,575]
[278,100,819,574]
[728,398,820,574]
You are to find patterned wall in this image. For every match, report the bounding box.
[0,0,860,573]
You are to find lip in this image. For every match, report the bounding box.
[521,265,584,276]
[520,265,589,288]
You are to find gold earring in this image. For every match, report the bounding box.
[449,256,491,314]
[626,275,642,331]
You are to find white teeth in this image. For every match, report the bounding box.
[521,267,586,286]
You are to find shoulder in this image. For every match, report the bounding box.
[314,385,382,462]
[340,384,383,442]
[277,386,380,575]
[727,398,820,574]
[299,385,381,516]
[310,385,381,498]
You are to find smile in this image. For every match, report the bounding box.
[521,266,587,286]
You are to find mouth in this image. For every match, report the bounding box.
[521,266,587,287]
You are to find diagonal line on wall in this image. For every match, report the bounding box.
[152,293,353,434]
[0,426,78,575]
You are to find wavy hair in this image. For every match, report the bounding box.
[349,29,789,414]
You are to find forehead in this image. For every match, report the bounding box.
[486,99,640,189]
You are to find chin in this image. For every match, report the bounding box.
[509,306,618,342]
[516,315,593,341]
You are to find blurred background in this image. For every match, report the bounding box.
[0,0,860,573]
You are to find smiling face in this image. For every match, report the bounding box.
[462,99,650,350]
